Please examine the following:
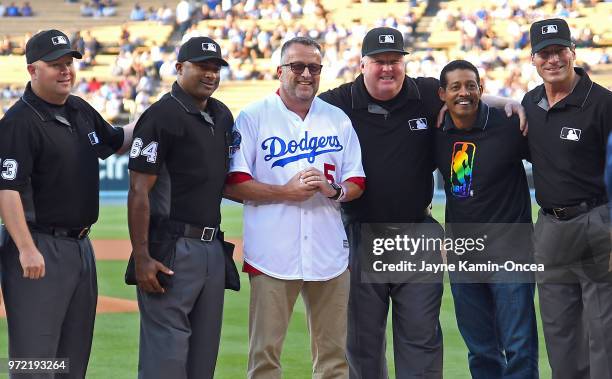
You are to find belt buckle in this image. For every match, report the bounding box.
[201,227,215,242]
[552,208,566,219]
[78,227,91,239]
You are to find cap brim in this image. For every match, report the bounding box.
[363,48,409,57]
[188,56,229,66]
[532,39,571,53]
[40,49,83,62]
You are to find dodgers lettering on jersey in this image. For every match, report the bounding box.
[262,131,343,168]
[229,94,364,281]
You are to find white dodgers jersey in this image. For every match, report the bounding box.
[230,93,364,280]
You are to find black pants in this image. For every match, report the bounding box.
[346,219,444,379]
[1,232,97,379]
[535,205,612,379]
[137,237,225,379]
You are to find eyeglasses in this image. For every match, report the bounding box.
[280,62,323,75]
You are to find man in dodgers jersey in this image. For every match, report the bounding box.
[225,37,365,379]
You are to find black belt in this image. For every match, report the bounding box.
[29,224,91,239]
[543,197,607,220]
[180,223,218,242]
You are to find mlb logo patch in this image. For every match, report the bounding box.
[51,36,68,45]
[228,129,241,158]
[88,131,100,145]
[202,43,217,52]
[379,35,395,44]
[541,25,558,35]
[560,127,581,141]
[408,118,428,131]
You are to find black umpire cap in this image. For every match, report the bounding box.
[177,36,229,66]
[25,29,82,64]
[530,18,572,54]
[362,27,409,57]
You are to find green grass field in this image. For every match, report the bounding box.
[0,203,552,378]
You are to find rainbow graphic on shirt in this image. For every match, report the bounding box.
[450,142,476,198]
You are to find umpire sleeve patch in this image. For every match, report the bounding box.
[130,138,159,163]
[0,159,18,180]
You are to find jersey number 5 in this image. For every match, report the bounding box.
[324,163,336,184]
[130,138,158,163]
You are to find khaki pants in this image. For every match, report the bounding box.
[248,270,350,379]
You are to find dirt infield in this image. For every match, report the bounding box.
[92,239,244,262]
[0,239,244,317]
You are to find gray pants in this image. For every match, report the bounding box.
[346,221,444,379]
[535,205,612,379]
[1,232,97,379]
[137,237,225,379]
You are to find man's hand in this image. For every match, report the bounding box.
[436,104,448,129]
[18,247,45,279]
[504,101,528,136]
[135,254,174,294]
[282,171,318,202]
[299,167,336,197]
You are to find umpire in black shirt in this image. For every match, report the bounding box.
[522,18,612,379]
[127,36,234,379]
[319,27,527,379]
[0,29,132,378]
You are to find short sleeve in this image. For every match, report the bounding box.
[228,110,258,176]
[0,118,37,192]
[339,115,365,181]
[128,109,170,175]
[81,100,124,159]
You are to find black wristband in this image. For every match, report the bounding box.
[328,182,342,200]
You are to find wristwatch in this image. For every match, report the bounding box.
[328,182,342,200]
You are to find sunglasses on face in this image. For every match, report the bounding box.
[280,62,323,75]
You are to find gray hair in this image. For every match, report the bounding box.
[280,37,322,64]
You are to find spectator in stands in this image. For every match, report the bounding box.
[0,35,12,55]
[84,32,101,62]
[157,4,173,24]
[80,2,94,17]
[176,0,193,34]
[5,2,20,16]
[146,6,157,21]
[20,1,31,16]
[0,2,5,16]
[130,3,146,21]
[72,31,85,55]
[101,1,117,17]
[88,77,102,93]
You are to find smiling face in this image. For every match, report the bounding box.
[531,44,575,86]
[360,51,405,101]
[176,60,221,105]
[438,68,483,126]
[277,42,322,104]
[27,54,75,104]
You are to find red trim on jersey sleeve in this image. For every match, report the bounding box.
[226,172,253,185]
[346,177,366,191]
[243,262,263,276]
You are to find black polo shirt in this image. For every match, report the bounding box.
[522,67,612,208]
[434,103,531,224]
[0,83,124,228]
[319,74,442,223]
[128,81,233,227]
